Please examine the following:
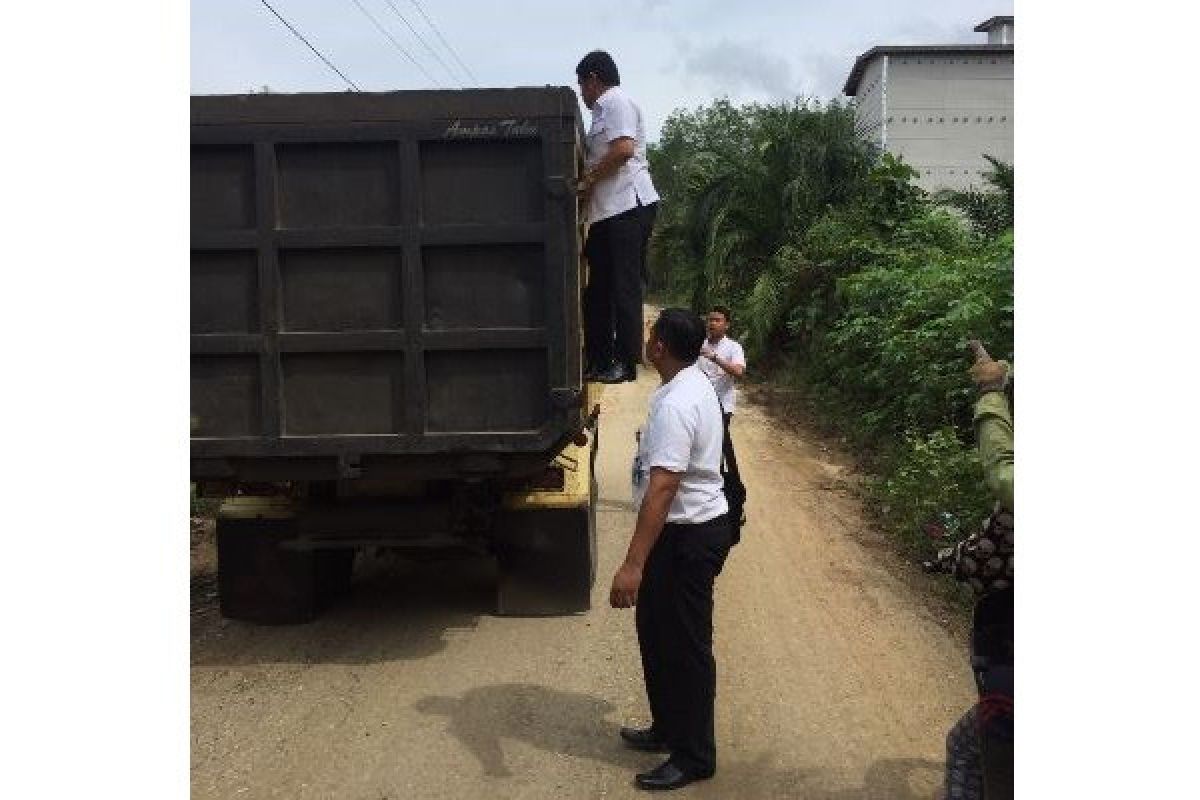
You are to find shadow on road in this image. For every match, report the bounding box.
[688,753,943,800]
[414,683,648,778]
[190,552,495,668]
[411,683,940,797]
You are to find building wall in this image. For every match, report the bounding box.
[856,52,1013,192]
[852,58,886,150]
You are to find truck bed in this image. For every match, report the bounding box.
[191,89,586,481]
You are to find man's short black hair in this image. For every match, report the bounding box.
[575,51,620,86]
[651,308,705,363]
[709,305,732,324]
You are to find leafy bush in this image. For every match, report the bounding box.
[647,98,1013,556]
[869,428,993,560]
[817,233,1013,444]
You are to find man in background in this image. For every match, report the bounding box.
[697,306,746,423]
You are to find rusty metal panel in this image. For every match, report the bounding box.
[276,142,402,228]
[190,145,255,231]
[279,248,404,332]
[281,353,406,435]
[191,250,258,334]
[423,244,545,330]
[419,139,544,225]
[425,350,548,433]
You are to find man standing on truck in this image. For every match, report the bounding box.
[575,50,660,384]
[697,305,746,424]
[610,308,733,791]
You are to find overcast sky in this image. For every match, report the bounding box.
[192,0,1014,141]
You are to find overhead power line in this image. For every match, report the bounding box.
[259,0,361,91]
[380,0,462,87]
[348,0,443,88]
[407,0,479,85]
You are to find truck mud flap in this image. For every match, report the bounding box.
[493,494,596,616]
[216,516,355,625]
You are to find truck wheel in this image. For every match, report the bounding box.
[494,503,596,615]
[493,430,599,616]
[216,516,323,624]
[316,548,356,604]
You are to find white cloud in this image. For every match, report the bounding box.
[680,39,796,101]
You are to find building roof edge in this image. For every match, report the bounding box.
[974,16,1015,33]
[842,43,1014,96]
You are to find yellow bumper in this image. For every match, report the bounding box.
[503,382,603,511]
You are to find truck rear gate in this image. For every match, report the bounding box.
[192,89,584,473]
[191,90,596,621]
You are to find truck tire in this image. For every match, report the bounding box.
[494,501,596,616]
[216,516,325,624]
[493,427,599,615]
[316,548,356,605]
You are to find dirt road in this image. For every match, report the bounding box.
[191,368,976,799]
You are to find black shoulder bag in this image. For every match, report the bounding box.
[715,395,747,544]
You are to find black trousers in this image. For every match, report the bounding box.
[635,515,733,774]
[583,201,658,370]
[943,588,1013,799]
[972,587,1013,799]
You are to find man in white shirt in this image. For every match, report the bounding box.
[696,305,747,424]
[609,308,734,791]
[575,50,660,384]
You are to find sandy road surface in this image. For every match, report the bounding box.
[191,367,976,799]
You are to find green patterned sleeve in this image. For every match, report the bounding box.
[974,391,1014,512]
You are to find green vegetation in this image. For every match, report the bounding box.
[647,99,1013,562]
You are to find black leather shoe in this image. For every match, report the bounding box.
[583,362,605,381]
[619,726,669,752]
[596,363,635,384]
[634,760,713,791]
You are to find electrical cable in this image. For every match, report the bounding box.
[380,0,462,87]
[348,0,442,87]
[259,0,361,91]
[406,0,478,85]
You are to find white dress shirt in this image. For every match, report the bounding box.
[583,86,660,224]
[631,365,728,524]
[697,336,746,413]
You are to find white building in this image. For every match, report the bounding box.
[843,16,1013,192]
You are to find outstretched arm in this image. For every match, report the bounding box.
[974,392,1013,512]
[968,341,1013,511]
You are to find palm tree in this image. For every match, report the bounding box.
[648,99,873,317]
[933,155,1013,237]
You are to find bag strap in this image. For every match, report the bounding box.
[711,386,742,484]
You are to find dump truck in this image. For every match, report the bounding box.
[190,88,599,623]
